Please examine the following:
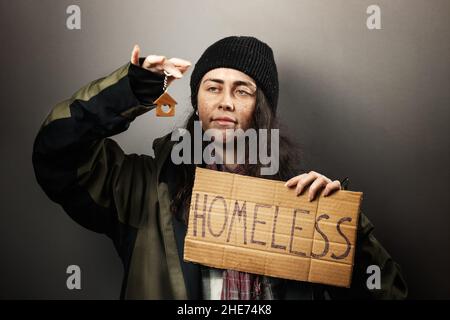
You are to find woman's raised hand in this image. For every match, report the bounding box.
[130,44,192,86]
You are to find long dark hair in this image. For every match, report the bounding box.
[170,88,304,223]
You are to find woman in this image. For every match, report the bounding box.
[32,36,407,299]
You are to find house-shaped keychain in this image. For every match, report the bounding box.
[154,92,177,117]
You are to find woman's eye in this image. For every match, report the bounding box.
[207,87,219,93]
[237,90,250,96]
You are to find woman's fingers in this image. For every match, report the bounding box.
[142,55,166,72]
[294,171,320,196]
[284,172,317,195]
[284,174,305,188]
[130,45,140,65]
[129,46,191,88]
[168,57,192,74]
[168,57,192,68]
[323,180,341,197]
[285,171,338,201]
[163,59,191,85]
[136,50,189,82]
[163,61,183,78]
[143,56,182,78]
[142,55,183,79]
[308,176,331,201]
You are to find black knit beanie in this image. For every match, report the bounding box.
[190,36,279,112]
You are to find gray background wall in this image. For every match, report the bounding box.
[0,0,448,299]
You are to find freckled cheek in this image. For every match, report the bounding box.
[239,113,252,129]
[236,104,255,130]
[197,94,212,120]
[198,104,215,129]
[197,94,217,115]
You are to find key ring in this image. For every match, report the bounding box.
[163,70,172,92]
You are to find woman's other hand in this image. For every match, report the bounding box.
[285,171,341,201]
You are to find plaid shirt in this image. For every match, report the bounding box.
[201,266,274,300]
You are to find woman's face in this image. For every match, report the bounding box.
[197,68,257,138]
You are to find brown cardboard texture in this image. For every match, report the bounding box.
[184,167,363,288]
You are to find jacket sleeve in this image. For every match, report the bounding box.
[319,179,408,300]
[32,59,165,239]
[323,212,408,300]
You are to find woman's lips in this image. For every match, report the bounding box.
[214,120,235,126]
[212,117,236,127]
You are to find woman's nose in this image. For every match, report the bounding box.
[218,92,235,111]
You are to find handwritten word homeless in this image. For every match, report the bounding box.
[184,168,363,287]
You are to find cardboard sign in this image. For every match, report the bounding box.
[184,167,363,288]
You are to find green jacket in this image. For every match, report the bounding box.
[32,60,408,300]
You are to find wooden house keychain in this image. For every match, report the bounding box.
[154,70,177,117]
